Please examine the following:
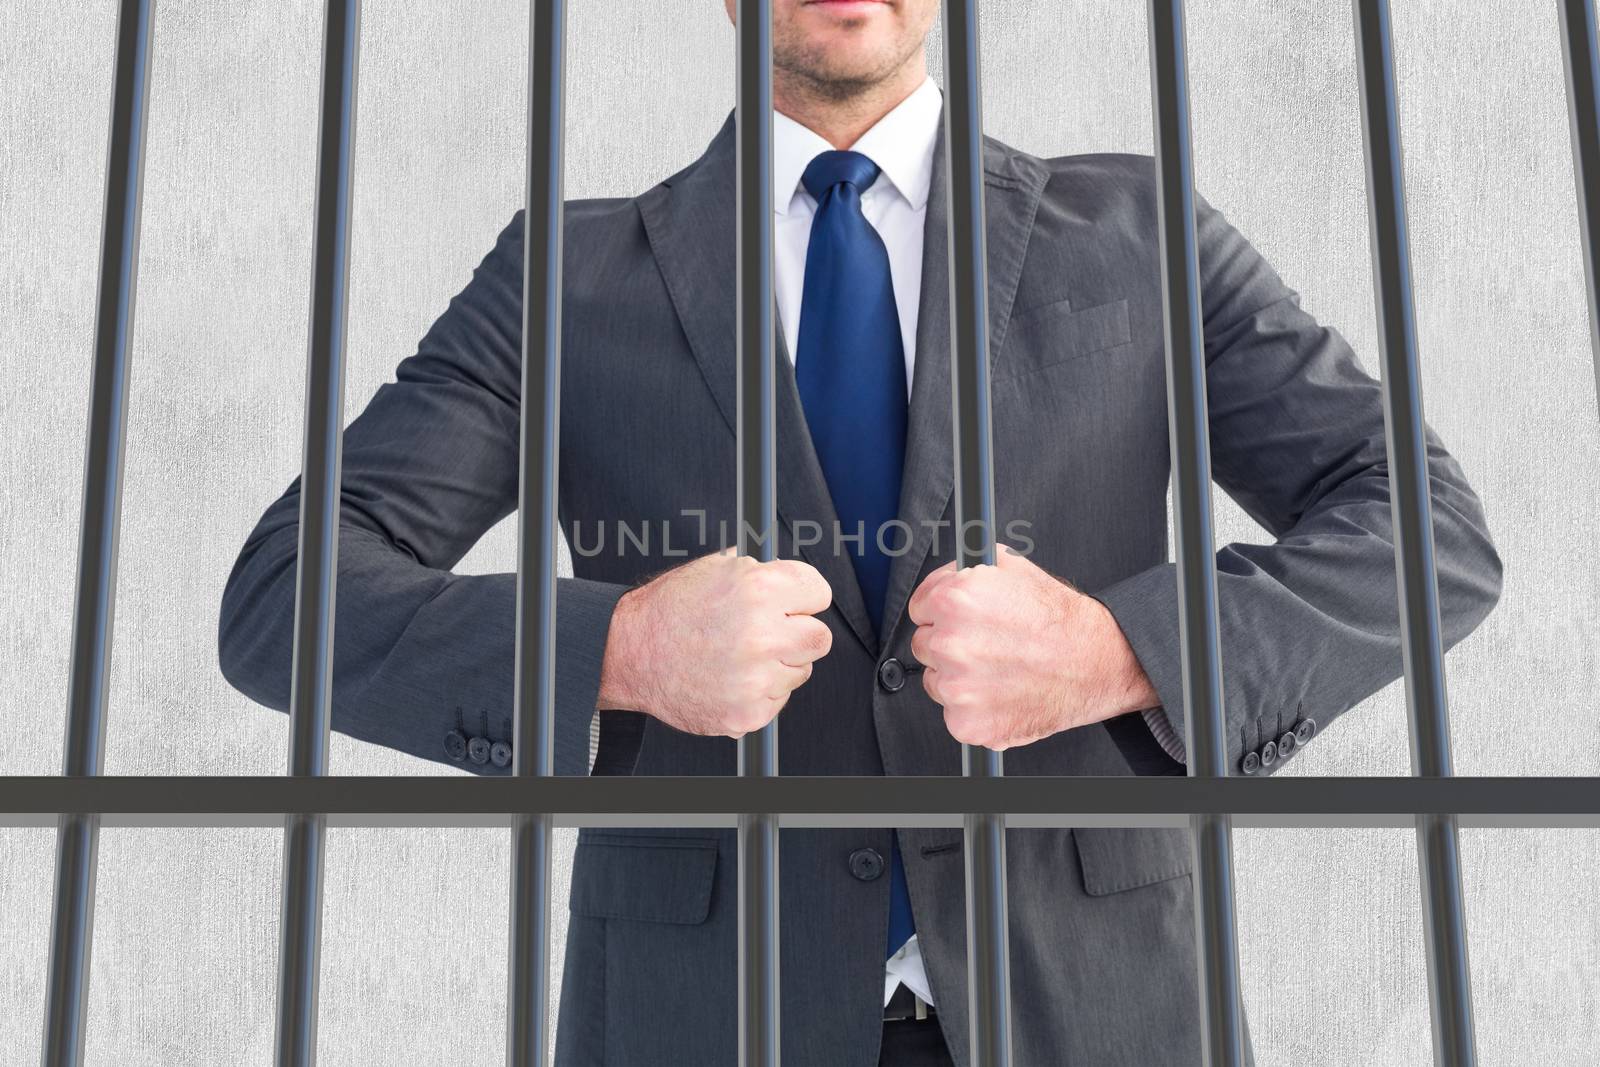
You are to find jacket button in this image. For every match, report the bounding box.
[849,847,885,881]
[1260,739,1279,768]
[877,658,906,693]
[1241,750,1261,775]
[444,730,468,761]
[490,741,513,768]
[1277,731,1297,758]
[467,736,491,764]
[1295,718,1316,745]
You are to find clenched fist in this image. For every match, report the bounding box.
[907,546,1159,750]
[598,548,833,738]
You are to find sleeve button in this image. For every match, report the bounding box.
[1241,751,1261,775]
[490,741,513,768]
[1295,718,1316,745]
[1260,740,1278,768]
[467,736,491,764]
[444,730,468,761]
[1277,731,1297,758]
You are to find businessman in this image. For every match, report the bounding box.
[218,1,1504,1064]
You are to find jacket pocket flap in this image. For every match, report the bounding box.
[569,834,719,924]
[1073,827,1192,897]
[995,296,1132,379]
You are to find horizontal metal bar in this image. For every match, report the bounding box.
[2,777,1598,829]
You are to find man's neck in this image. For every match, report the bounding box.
[773,59,929,150]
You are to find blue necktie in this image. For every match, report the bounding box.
[793,150,916,960]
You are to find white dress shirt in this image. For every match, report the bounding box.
[772,74,943,1010]
[773,75,941,398]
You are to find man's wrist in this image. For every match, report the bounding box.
[1083,594,1160,720]
[597,585,649,712]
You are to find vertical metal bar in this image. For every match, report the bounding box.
[734,3,780,1065]
[1560,0,1600,419]
[1145,2,1246,1064]
[940,3,1013,1065]
[39,5,156,1060]
[274,2,359,1064]
[505,1,567,1064]
[1352,2,1478,1063]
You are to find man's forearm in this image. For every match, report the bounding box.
[218,517,630,776]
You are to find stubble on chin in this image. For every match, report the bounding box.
[772,19,921,102]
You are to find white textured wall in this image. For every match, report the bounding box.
[2,1,1596,1063]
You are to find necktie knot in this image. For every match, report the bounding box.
[801,149,882,203]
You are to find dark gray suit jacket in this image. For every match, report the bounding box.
[218,107,1503,1066]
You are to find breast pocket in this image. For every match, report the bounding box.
[994,296,1132,381]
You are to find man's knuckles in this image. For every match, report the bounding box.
[784,566,833,615]
[942,706,995,748]
[919,569,999,623]
[723,702,779,737]
[911,623,980,670]
[792,620,832,660]
[725,628,773,664]
[728,559,831,616]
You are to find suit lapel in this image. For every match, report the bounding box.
[878,117,1050,652]
[634,108,1050,659]
[637,111,880,656]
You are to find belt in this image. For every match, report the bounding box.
[884,982,935,1022]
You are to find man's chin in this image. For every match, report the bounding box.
[780,46,905,91]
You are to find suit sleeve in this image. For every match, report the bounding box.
[217,209,628,777]
[1090,186,1504,775]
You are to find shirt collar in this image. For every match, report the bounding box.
[772,75,942,216]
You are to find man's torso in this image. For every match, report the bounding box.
[544,114,1236,1067]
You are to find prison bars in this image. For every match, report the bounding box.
[8,775,1600,828]
[1352,1,1479,1062]
[1146,3,1247,1062]
[506,2,567,1065]
[34,2,1600,1066]
[38,1,155,1063]
[273,1,361,1065]
[1563,0,1600,419]
[940,3,1015,1065]
[733,3,782,1065]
